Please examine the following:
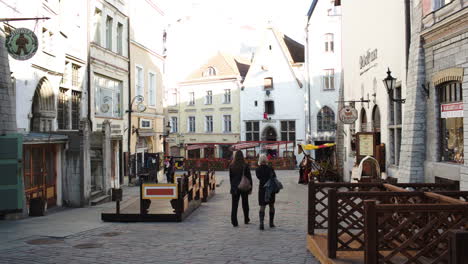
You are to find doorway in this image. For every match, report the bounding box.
[262,126,277,141]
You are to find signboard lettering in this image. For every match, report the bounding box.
[441,102,463,118]
[359,49,378,69]
[5,28,38,60]
[357,133,375,157]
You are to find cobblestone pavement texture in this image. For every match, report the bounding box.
[0,170,318,264]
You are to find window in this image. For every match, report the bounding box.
[105,16,113,50]
[148,72,156,106]
[245,121,260,141]
[439,82,463,164]
[205,90,212,105]
[325,33,334,52]
[317,106,335,131]
[203,67,216,77]
[188,92,195,105]
[95,75,122,118]
[61,61,70,85]
[42,28,53,53]
[57,88,69,130]
[205,116,213,132]
[388,85,402,165]
[117,23,123,55]
[170,91,177,106]
[93,8,101,45]
[72,64,80,87]
[281,121,296,141]
[323,69,335,90]
[434,0,450,10]
[140,119,152,128]
[71,91,81,130]
[188,116,195,132]
[360,108,367,132]
[171,116,178,133]
[265,101,275,115]
[135,66,144,97]
[224,89,231,104]
[223,115,232,132]
[264,77,273,90]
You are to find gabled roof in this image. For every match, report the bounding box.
[183,52,251,83]
[271,28,305,64]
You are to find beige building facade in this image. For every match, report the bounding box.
[167,53,249,159]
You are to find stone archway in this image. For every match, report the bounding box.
[262,126,277,141]
[30,77,56,132]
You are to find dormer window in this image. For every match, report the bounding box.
[203,67,216,77]
[264,77,273,90]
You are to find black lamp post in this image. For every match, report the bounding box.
[383,68,405,104]
[160,121,171,156]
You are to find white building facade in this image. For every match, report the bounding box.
[241,28,305,164]
[305,0,342,161]
[340,0,408,182]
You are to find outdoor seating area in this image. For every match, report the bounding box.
[101,170,216,222]
[307,181,468,264]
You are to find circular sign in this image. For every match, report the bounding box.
[339,105,358,124]
[5,28,39,60]
[136,103,147,113]
[100,104,110,113]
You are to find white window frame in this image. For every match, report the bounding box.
[205,90,213,105]
[323,69,335,91]
[139,118,153,129]
[94,74,122,118]
[205,115,213,133]
[105,15,113,50]
[188,92,195,105]
[188,116,195,132]
[223,115,232,133]
[148,71,156,107]
[171,116,178,133]
[117,22,123,55]
[223,89,231,104]
[325,33,334,53]
[135,65,144,98]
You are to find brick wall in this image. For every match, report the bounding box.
[0,32,16,134]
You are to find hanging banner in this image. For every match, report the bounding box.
[441,102,463,118]
[339,105,358,124]
[5,28,39,60]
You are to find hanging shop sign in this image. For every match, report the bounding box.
[5,28,39,60]
[441,102,463,118]
[339,105,358,124]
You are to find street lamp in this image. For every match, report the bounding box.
[383,68,406,104]
[160,121,172,156]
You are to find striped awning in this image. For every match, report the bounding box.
[262,142,294,150]
[432,68,464,86]
[186,144,210,150]
[231,142,259,150]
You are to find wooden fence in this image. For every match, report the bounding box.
[307,181,468,263]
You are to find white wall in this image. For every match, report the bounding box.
[341,0,407,180]
[241,28,305,163]
[306,0,342,151]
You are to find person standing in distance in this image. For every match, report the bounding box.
[256,154,277,230]
[229,151,252,227]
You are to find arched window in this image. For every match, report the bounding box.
[317,106,335,131]
[439,81,463,163]
[202,67,216,77]
[360,108,367,132]
[372,105,381,132]
[31,77,56,132]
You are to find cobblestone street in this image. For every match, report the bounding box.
[0,170,318,264]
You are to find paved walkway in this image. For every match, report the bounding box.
[0,170,318,264]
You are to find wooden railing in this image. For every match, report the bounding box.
[307,180,468,263]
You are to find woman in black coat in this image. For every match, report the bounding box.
[229,150,252,227]
[255,154,277,230]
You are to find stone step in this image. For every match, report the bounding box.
[90,194,110,206]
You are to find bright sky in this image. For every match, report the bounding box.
[158,0,311,87]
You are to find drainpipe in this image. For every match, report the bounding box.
[305,21,312,145]
[127,16,132,184]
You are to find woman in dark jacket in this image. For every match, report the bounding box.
[255,154,277,230]
[229,151,252,227]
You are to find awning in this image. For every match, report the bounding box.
[186,144,211,150]
[231,142,259,150]
[262,142,294,150]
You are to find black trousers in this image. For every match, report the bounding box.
[231,192,249,225]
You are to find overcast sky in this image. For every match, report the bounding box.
[158,0,311,87]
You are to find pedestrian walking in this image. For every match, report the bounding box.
[256,154,278,230]
[166,157,174,183]
[229,150,252,227]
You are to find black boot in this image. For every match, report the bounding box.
[259,211,265,230]
[269,211,276,228]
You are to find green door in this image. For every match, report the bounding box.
[0,134,23,213]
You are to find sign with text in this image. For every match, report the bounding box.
[356,132,375,157]
[441,102,463,118]
[142,184,178,199]
[5,28,38,60]
[339,105,358,124]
